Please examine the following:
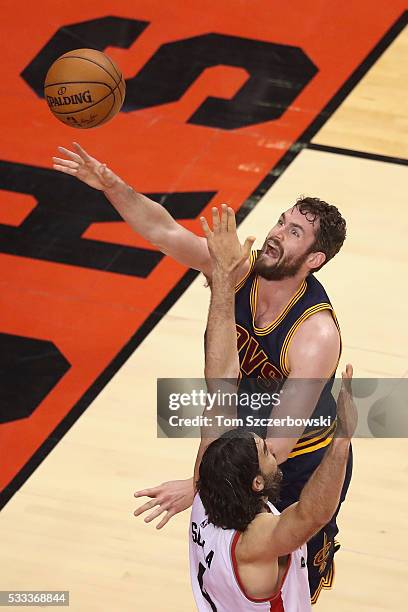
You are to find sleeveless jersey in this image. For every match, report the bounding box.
[189,494,311,611]
[234,251,341,458]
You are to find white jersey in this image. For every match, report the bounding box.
[189,494,311,612]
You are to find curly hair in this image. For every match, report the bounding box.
[295,196,346,271]
[197,429,268,532]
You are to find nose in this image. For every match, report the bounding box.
[270,229,284,243]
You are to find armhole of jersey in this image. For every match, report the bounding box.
[235,250,257,293]
[230,531,292,604]
[279,304,341,377]
[331,310,342,368]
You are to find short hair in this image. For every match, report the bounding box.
[197,429,265,532]
[295,196,346,271]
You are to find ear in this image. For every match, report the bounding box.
[252,475,265,493]
[307,251,326,271]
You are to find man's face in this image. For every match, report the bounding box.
[254,435,282,500]
[254,206,319,280]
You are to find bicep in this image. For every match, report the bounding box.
[268,503,321,557]
[269,313,340,463]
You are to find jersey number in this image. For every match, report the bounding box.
[197,562,217,611]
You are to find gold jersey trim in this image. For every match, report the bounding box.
[250,276,307,336]
[279,303,340,376]
[235,250,257,293]
[288,435,333,459]
[293,421,337,450]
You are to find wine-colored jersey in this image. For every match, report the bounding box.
[235,251,340,461]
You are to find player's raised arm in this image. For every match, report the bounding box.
[133,206,255,527]
[201,205,255,380]
[193,205,255,482]
[261,365,356,558]
[53,142,212,274]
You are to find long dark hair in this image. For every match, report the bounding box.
[197,429,266,532]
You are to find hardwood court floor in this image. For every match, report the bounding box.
[0,12,407,612]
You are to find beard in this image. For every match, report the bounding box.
[254,239,310,280]
[262,467,283,503]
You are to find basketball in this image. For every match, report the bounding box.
[44,48,126,129]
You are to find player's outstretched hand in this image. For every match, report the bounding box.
[133,477,195,530]
[335,364,358,440]
[200,204,256,275]
[52,142,118,191]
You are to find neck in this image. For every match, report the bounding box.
[258,271,307,302]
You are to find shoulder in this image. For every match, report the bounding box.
[236,513,280,562]
[288,310,340,377]
[294,309,339,342]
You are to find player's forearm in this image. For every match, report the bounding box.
[296,438,350,527]
[270,437,350,556]
[103,178,179,245]
[205,270,239,380]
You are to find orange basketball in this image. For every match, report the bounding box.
[44,48,126,129]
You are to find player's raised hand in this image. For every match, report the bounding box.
[52,142,118,191]
[335,364,358,440]
[200,204,256,274]
[133,477,195,530]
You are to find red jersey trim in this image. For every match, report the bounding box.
[230,531,292,605]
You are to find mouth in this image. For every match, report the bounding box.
[266,242,281,259]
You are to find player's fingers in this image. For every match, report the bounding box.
[144,505,167,523]
[52,157,79,169]
[57,146,81,163]
[220,203,228,231]
[156,510,175,530]
[72,142,92,162]
[134,487,160,498]
[242,236,256,259]
[341,364,353,382]
[133,498,160,517]
[53,164,78,176]
[200,216,211,237]
[212,207,221,233]
[227,207,236,232]
[340,367,353,399]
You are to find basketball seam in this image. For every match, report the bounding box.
[44,81,112,89]
[104,55,125,106]
[103,54,122,82]
[54,55,119,87]
[90,94,116,128]
[50,82,121,116]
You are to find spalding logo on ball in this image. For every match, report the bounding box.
[44,48,126,129]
